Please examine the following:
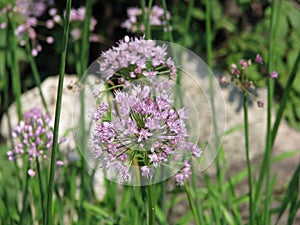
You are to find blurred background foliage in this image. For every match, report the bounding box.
[0,0,300,130]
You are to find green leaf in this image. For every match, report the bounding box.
[83,201,115,222]
[191,8,205,20]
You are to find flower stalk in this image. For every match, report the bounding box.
[45,0,72,224]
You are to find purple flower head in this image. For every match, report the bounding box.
[91,80,201,184]
[121,5,172,33]
[269,71,278,79]
[7,107,65,177]
[98,36,177,84]
[255,54,263,64]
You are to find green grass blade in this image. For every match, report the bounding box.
[271,51,300,146]
[275,163,300,225]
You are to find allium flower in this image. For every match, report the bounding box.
[225,54,278,108]
[121,5,172,33]
[0,0,55,56]
[98,36,177,84]
[7,107,65,177]
[91,81,201,184]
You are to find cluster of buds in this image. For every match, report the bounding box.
[221,54,278,108]
[7,108,65,177]
[121,5,172,33]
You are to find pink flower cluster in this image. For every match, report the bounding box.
[45,6,100,42]
[7,108,65,177]
[222,54,279,108]
[98,36,177,84]
[0,0,55,56]
[63,7,99,42]
[92,82,201,184]
[121,5,172,33]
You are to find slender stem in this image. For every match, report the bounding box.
[25,41,49,113]
[8,13,22,120]
[141,0,153,39]
[191,169,205,224]
[184,182,201,225]
[254,1,278,221]
[243,90,254,225]
[264,0,276,223]
[141,0,147,33]
[79,0,93,76]
[78,2,94,221]
[146,0,153,39]
[36,158,45,224]
[205,0,212,69]
[161,0,174,42]
[206,0,222,189]
[146,184,155,225]
[19,161,30,225]
[45,0,72,224]
[184,0,194,35]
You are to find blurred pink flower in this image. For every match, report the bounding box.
[121,5,172,33]
[270,71,278,78]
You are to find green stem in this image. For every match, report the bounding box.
[184,182,200,225]
[243,91,254,225]
[205,0,212,69]
[205,0,222,189]
[254,1,278,221]
[161,0,174,42]
[191,169,205,224]
[19,161,30,225]
[36,158,45,224]
[184,0,194,35]
[45,0,72,224]
[8,13,22,120]
[146,184,155,225]
[25,41,49,113]
[79,0,93,76]
[141,0,153,39]
[264,0,277,223]
[78,2,94,221]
